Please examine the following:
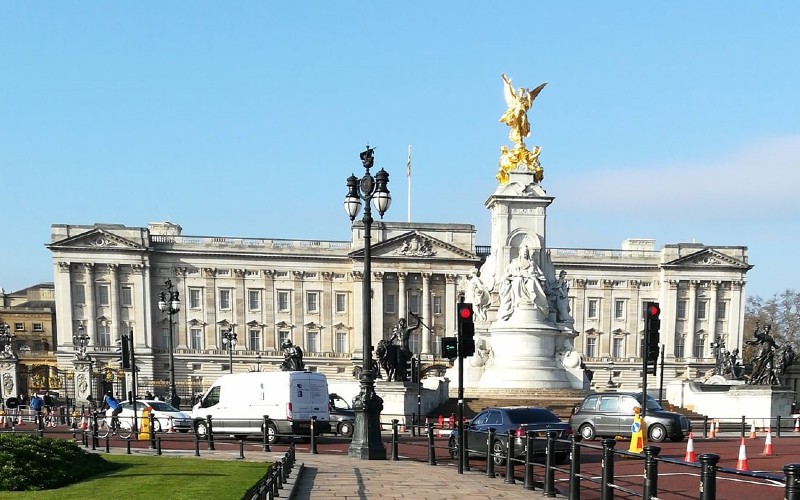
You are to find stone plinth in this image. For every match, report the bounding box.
[666,380,796,420]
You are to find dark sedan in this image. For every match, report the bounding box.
[448,407,571,465]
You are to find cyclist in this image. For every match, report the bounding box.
[100,391,122,429]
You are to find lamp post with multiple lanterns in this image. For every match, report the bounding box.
[222,327,237,374]
[157,279,181,408]
[343,146,391,460]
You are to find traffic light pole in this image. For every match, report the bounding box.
[457,323,465,474]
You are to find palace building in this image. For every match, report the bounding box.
[46,221,751,400]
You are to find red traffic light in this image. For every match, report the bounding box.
[648,304,661,317]
[458,303,474,321]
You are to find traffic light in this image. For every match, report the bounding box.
[441,337,458,360]
[117,334,132,370]
[457,302,475,357]
[645,302,661,363]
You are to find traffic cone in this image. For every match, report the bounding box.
[167,416,175,433]
[794,417,799,433]
[749,421,757,439]
[684,432,697,462]
[736,438,750,471]
[80,414,88,431]
[0,410,6,428]
[715,419,720,436]
[438,415,444,428]
[761,428,775,456]
[708,420,717,439]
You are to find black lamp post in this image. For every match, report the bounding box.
[72,325,89,358]
[0,321,14,354]
[256,353,262,372]
[157,279,181,408]
[344,146,391,460]
[607,360,617,389]
[222,327,237,374]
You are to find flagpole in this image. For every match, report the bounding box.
[407,144,412,223]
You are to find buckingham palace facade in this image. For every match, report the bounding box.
[48,221,751,398]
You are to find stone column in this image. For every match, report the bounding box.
[55,262,74,350]
[109,264,120,341]
[421,273,431,354]
[372,272,385,347]
[203,268,218,349]
[83,263,96,344]
[397,272,407,319]
[445,274,458,335]
[708,281,720,349]
[263,270,276,350]
[322,272,334,352]
[664,280,679,359]
[174,267,188,349]
[352,271,364,354]
[687,281,699,359]
[132,264,149,349]
[234,268,246,350]
[602,280,614,357]
[292,271,304,347]
[729,281,745,350]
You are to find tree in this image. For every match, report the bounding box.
[743,289,800,365]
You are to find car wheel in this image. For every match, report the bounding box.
[579,424,596,441]
[263,421,279,445]
[195,420,208,437]
[648,423,667,443]
[338,421,354,438]
[492,440,506,466]
[448,435,460,459]
[152,418,162,433]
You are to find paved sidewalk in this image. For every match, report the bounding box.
[290,451,560,499]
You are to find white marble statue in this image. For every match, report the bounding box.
[496,244,548,320]
[465,269,492,322]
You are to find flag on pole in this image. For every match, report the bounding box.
[407,145,412,177]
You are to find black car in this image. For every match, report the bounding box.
[328,393,355,438]
[568,392,691,443]
[448,407,571,465]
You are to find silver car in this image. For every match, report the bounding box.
[568,392,691,443]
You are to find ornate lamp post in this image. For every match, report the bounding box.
[0,321,14,356]
[221,327,237,374]
[72,325,90,359]
[343,145,391,460]
[157,279,181,408]
[607,360,617,389]
[256,353,262,372]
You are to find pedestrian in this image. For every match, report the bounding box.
[30,392,44,423]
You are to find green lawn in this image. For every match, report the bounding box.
[0,454,270,500]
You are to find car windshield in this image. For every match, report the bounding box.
[506,408,561,424]
[634,395,663,411]
[147,401,179,412]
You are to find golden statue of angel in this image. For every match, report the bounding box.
[499,73,547,147]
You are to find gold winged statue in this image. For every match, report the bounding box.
[497,73,547,184]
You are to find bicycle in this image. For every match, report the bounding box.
[97,413,132,439]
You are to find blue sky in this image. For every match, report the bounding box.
[1,3,798,299]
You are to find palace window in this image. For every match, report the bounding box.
[675,336,685,358]
[32,322,44,332]
[277,291,290,312]
[305,331,319,353]
[335,332,348,353]
[585,337,597,357]
[409,332,420,354]
[98,285,110,306]
[98,324,111,347]
[73,284,85,304]
[306,292,319,313]
[697,300,708,319]
[587,299,599,319]
[120,286,133,307]
[335,293,346,314]
[612,337,624,358]
[14,323,24,332]
[614,300,625,320]
[249,329,261,351]
[278,329,290,347]
[693,336,705,358]
[433,295,443,315]
[408,293,420,314]
[189,328,203,350]
[717,301,727,320]
[248,289,261,311]
[189,288,202,309]
[385,294,396,313]
[219,289,232,310]
[677,300,687,320]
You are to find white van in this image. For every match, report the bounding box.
[192,371,331,443]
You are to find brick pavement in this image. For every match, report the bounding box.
[290,452,561,499]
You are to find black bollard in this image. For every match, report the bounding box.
[569,434,582,500]
[238,438,245,460]
[504,429,515,485]
[92,415,99,450]
[643,445,661,499]
[703,415,708,439]
[206,414,215,451]
[523,431,535,491]
[600,438,616,500]
[427,422,437,466]
[411,412,416,437]
[194,432,201,457]
[486,427,496,478]
[785,464,800,500]
[462,423,470,472]
[149,413,156,450]
[778,415,782,438]
[105,436,110,453]
[741,415,746,438]
[157,436,162,455]
[262,415,271,452]
[391,419,400,461]
[698,453,720,500]
[126,436,132,455]
[543,431,556,497]
[310,416,318,454]
[276,462,283,490]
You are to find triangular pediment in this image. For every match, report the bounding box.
[350,231,479,261]
[664,248,751,270]
[49,228,146,251]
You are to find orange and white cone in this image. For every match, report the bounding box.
[0,411,6,428]
[715,419,720,436]
[736,438,750,471]
[684,432,697,462]
[762,428,775,456]
[794,417,799,433]
[708,420,717,439]
[80,415,88,431]
[167,416,175,433]
[749,421,758,439]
